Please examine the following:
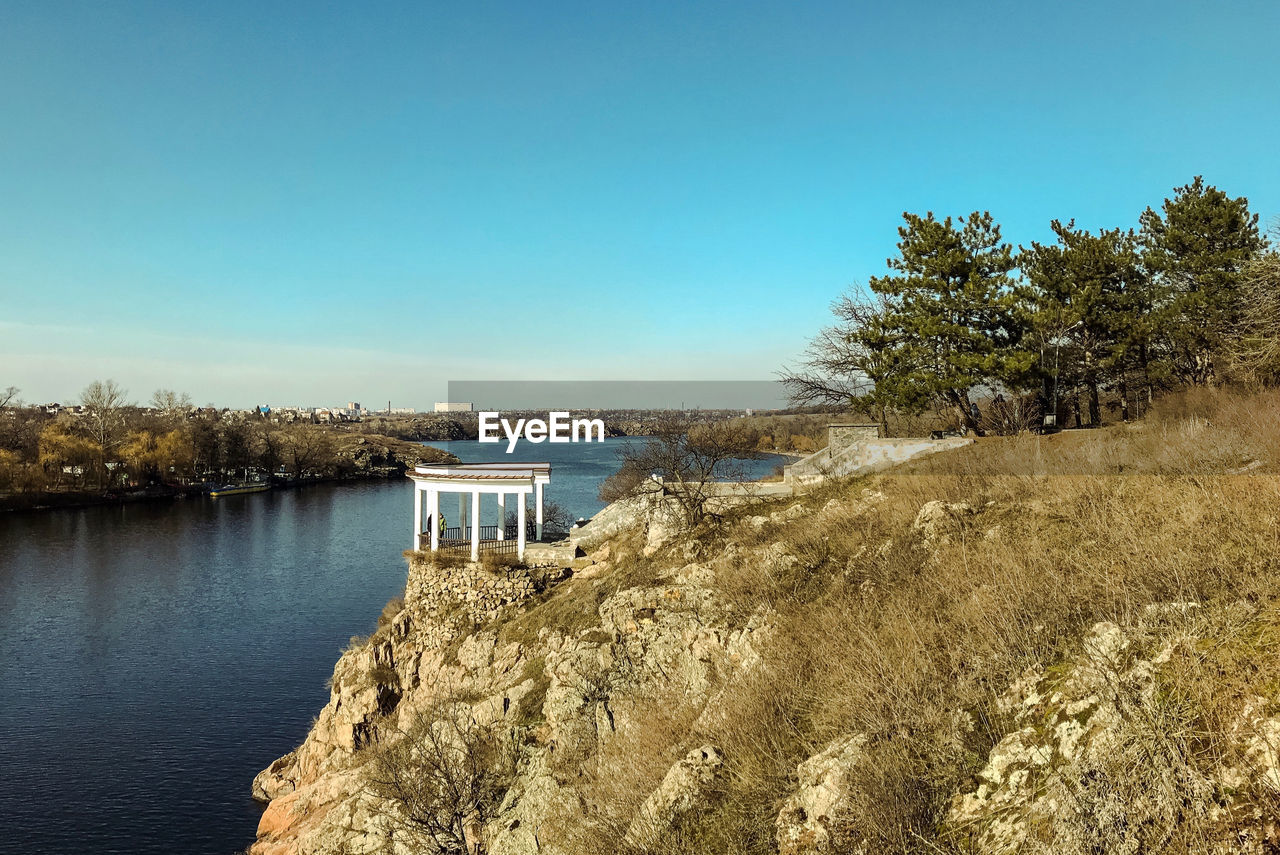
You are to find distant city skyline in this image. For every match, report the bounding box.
[3,1,1278,407]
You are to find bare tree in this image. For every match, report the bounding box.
[780,290,904,435]
[369,701,511,854]
[281,423,334,479]
[1232,247,1280,384]
[599,413,760,528]
[150,388,193,421]
[80,380,130,486]
[505,498,573,539]
[80,380,129,449]
[0,387,22,455]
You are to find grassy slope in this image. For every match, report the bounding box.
[561,388,1280,853]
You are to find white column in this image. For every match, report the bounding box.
[517,493,527,561]
[470,490,481,562]
[535,481,544,541]
[428,488,439,552]
[496,492,506,540]
[412,482,423,551]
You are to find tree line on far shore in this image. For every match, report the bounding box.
[0,383,405,495]
[785,177,1279,434]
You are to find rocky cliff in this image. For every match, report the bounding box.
[249,429,1280,855]
[248,487,783,855]
[330,433,457,477]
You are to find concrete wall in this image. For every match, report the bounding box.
[784,428,973,488]
[827,423,880,455]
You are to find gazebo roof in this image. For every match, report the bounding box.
[409,462,551,483]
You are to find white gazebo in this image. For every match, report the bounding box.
[408,462,552,561]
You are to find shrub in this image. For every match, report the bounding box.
[369,701,514,853]
[377,594,405,629]
[480,551,522,572]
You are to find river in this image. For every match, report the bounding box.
[0,438,785,854]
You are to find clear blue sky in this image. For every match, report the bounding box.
[2,0,1277,408]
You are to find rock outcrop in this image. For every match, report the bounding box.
[250,514,774,855]
[334,433,456,476]
[624,745,724,847]
[948,620,1280,854]
[776,734,868,855]
[568,488,686,555]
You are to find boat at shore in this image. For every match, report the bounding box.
[207,482,271,498]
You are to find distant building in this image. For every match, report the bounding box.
[347,402,360,411]
[388,407,416,415]
[434,402,474,413]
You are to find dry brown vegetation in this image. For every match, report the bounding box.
[494,528,661,651]
[578,388,1280,853]
[370,699,516,853]
[1233,248,1280,385]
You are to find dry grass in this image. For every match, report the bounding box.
[480,551,523,572]
[493,528,662,651]
[908,386,1280,478]
[589,388,1280,854]
[377,592,405,629]
[565,687,714,852]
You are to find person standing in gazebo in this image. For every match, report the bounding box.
[423,512,446,542]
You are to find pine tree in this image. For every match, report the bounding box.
[1139,177,1264,385]
[867,211,1032,433]
[1020,221,1146,424]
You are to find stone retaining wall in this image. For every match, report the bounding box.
[404,554,537,643]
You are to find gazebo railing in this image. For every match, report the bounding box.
[439,525,502,542]
[422,521,566,555]
[432,535,520,556]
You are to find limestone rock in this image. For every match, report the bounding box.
[776,734,868,855]
[1233,696,1280,795]
[624,745,724,847]
[473,678,540,729]
[570,494,655,551]
[771,502,807,523]
[543,635,615,768]
[250,493,809,855]
[252,751,298,802]
[658,560,716,586]
[568,489,687,557]
[642,497,684,555]
[944,620,1280,854]
[597,583,735,699]
[912,500,975,545]
[486,754,582,855]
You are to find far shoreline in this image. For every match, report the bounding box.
[0,469,423,515]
